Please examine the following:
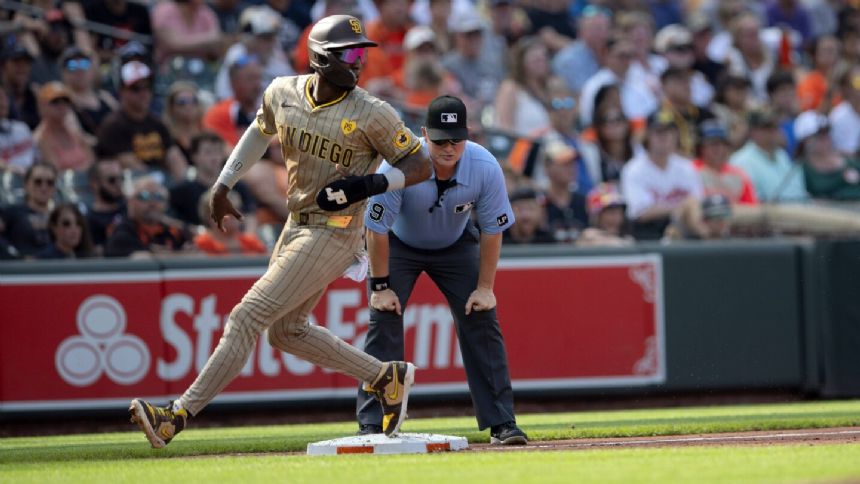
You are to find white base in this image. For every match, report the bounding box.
[306,432,469,455]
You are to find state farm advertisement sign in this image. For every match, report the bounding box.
[0,255,664,411]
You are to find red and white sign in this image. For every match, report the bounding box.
[0,255,664,411]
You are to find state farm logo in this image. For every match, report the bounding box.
[55,295,150,387]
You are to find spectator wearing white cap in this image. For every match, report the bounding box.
[654,23,715,108]
[96,61,187,182]
[795,110,860,200]
[442,12,505,109]
[214,6,295,101]
[397,26,466,112]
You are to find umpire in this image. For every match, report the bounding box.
[356,95,527,445]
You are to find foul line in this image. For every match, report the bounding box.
[487,429,860,451]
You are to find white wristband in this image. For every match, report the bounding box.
[383,167,405,191]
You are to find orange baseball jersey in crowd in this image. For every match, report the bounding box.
[256,74,422,219]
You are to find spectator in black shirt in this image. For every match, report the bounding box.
[1,162,58,258]
[37,203,95,259]
[105,176,190,258]
[503,187,556,245]
[85,157,126,254]
[168,131,256,227]
[542,140,588,243]
[1,44,40,129]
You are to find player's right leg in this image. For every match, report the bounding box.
[128,226,336,447]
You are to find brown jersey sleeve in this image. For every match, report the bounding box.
[256,83,278,136]
[364,100,421,166]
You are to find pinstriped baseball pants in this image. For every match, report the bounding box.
[179,222,383,416]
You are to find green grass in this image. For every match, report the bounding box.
[2,400,860,483]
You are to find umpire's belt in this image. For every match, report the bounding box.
[290,211,355,228]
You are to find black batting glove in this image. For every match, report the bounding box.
[316,174,389,211]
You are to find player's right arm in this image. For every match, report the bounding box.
[211,86,278,231]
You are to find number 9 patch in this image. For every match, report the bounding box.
[369,202,385,221]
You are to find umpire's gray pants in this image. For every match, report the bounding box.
[356,231,516,430]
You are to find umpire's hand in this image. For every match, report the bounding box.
[370,289,402,315]
[210,183,243,233]
[465,287,496,315]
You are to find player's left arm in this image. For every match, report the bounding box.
[316,102,430,211]
[465,232,502,315]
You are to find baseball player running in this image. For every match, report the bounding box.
[356,96,528,445]
[129,14,431,448]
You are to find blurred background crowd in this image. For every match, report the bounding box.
[2,0,860,260]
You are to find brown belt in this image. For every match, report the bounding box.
[290,211,355,228]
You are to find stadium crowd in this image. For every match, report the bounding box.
[2,0,860,259]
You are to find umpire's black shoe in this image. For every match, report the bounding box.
[357,424,384,436]
[490,422,528,445]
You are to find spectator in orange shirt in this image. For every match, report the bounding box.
[396,26,465,112]
[360,0,412,97]
[202,54,263,148]
[194,188,266,256]
[693,119,758,205]
[796,34,841,111]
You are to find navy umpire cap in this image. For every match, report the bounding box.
[425,95,469,141]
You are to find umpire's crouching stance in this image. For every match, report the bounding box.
[356,95,527,445]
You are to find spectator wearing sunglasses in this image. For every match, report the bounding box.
[105,175,190,257]
[59,46,118,137]
[96,61,187,182]
[1,162,58,258]
[85,157,127,255]
[163,81,205,167]
[33,82,95,172]
[36,203,95,259]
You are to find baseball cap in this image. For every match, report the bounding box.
[509,186,541,204]
[654,24,693,54]
[240,6,280,36]
[403,26,437,51]
[701,194,732,219]
[2,43,34,62]
[425,95,469,141]
[686,12,712,34]
[647,109,678,131]
[38,81,72,104]
[59,46,88,66]
[586,183,626,217]
[699,119,729,143]
[120,60,152,87]
[794,110,830,142]
[747,108,779,129]
[450,13,485,34]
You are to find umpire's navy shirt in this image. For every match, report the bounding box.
[365,140,515,250]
